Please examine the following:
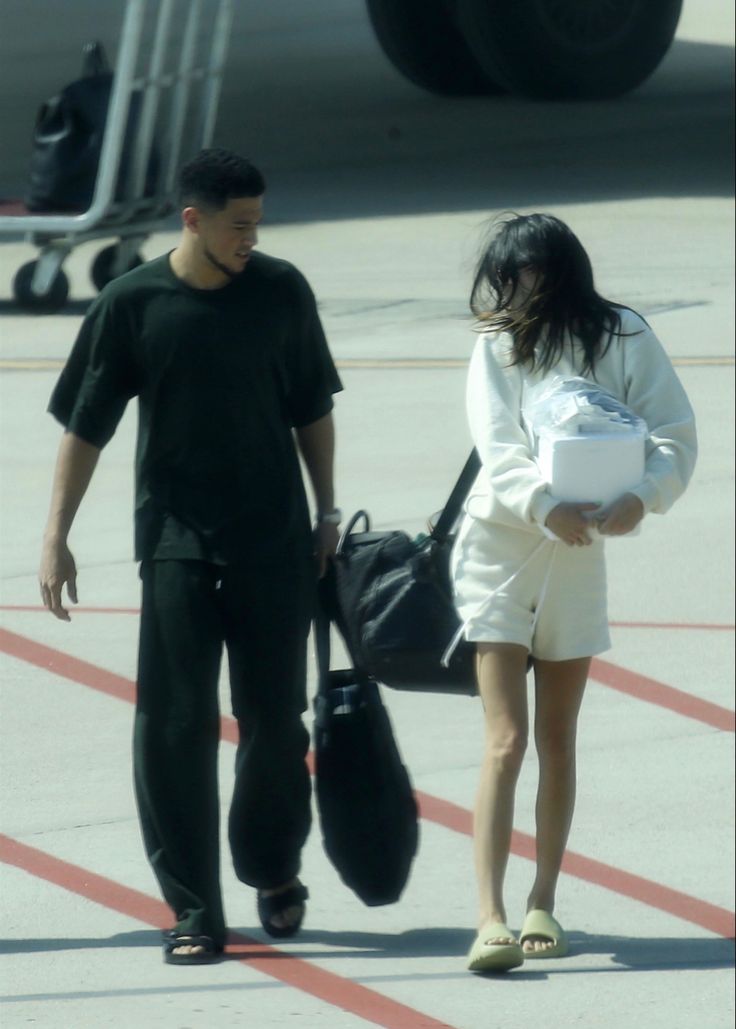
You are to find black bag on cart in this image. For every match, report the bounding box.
[312,600,419,906]
[24,42,113,212]
[24,41,158,213]
[326,450,481,695]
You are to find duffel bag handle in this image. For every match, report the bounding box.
[336,509,371,555]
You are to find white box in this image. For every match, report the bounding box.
[537,432,645,505]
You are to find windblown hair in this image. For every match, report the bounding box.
[178,148,266,211]
[470,212,626,375]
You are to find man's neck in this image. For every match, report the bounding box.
[169,244,231,290]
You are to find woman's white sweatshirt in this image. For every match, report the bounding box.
[464,307,698,533]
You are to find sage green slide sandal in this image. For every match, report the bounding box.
[467,923,524,973]
[519,909,569,959]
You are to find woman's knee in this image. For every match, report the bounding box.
[485,728,528,777]
[535,724,577,767]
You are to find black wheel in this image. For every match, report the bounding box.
[456,0,683,99]
[12,261,70,313]
[366,0,503,96]
[91,245,143,292]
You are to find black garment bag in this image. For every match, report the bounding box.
[312,595,419,906]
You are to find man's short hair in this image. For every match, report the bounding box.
[178,148,266,210]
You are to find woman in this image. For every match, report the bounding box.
[451,213,697,972]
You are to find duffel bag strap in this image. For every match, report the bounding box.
[314,591,333,696]
[315,577,372,694]
[432,449,481,544]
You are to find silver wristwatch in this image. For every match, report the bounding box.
[316,508,342,525]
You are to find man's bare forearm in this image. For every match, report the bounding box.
[43,431,101,542]
[296,413,335,515]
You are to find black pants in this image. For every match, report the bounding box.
[134,559,314,948]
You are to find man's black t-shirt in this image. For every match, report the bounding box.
[49,251,342,565]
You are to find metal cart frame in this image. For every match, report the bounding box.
[0,0,233,310]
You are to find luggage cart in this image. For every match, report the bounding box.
[0,0,233,311]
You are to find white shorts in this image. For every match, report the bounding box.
[451,515,611,662]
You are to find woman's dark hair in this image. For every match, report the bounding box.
[470,212,625,375]
[178,148,266,210]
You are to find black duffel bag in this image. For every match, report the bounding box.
[24,41,158,213]
[25,41,112,212]
[312,602,419,905]
[325,450,481,695]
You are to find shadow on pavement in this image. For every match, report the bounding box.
[228,926,735,972]
[218,39,735,223]
[0,928,159,953]
[0,298,93,318]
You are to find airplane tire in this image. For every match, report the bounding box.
[366,0,503,96]
[455,0,683,99]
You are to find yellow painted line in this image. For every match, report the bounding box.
[670,356,735,367]
[337,356,734,369]
[337,358,468,369]
[0,359,66,370]
[0,355,733,372]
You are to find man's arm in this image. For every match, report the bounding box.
[295,412,339,577]
[39,431,101,620]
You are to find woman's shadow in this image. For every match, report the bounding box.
[227,925,734,975]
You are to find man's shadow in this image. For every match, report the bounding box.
[0,929,159,954]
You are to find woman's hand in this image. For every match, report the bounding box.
[596,492,645,536]
[545,502,600,547]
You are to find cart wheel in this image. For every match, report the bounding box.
[91,245,143,291]
[13,261,70,313]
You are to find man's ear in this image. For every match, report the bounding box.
[182,206,200,233]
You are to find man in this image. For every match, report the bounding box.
[39,148,343,964]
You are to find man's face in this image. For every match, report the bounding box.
[189,195,263,279]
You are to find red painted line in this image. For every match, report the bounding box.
[0,627,136,705]
[0,834,454,1029]
[609,621,734,631]
[4,626,731,738]
[2,628,734,938]
[416,794,736,940]
[0,605,141,614]
[2,605,735,634]
[590,657,735,733]
[0,628,239,745]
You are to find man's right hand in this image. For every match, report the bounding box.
[39,538,78,621]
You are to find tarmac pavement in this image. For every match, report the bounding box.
[1,2,734,1027]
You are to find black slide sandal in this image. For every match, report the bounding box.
[162,931,223,965]
[257,883,309,938]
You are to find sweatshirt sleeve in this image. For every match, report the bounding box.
[466,333,557,528]
[619,315,698,514]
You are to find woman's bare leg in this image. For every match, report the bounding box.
[523,655,591,953]
[474,642,529,940]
